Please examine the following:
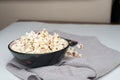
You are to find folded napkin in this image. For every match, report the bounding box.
[6,31,120,80]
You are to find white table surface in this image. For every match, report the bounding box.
[0,22,120,80]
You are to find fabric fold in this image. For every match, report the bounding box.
[6,58,42,80]
[7,58,96,80]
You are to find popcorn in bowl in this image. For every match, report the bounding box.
[8,29,84,68]
[11,29,68,54]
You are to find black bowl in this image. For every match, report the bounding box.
[8,40,69,68]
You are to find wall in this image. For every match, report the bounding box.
[0,0,112,30]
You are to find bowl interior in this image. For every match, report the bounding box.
[8,38,69,55]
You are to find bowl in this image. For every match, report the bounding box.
[8,39,69,68]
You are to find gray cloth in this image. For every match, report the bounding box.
[6,31,120,80]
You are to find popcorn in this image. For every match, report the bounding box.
[65,42,84,58]
[65,47,82,58]
[77,43,84,49]
[11,29,68,54]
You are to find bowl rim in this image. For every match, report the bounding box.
[8,39,69,55]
